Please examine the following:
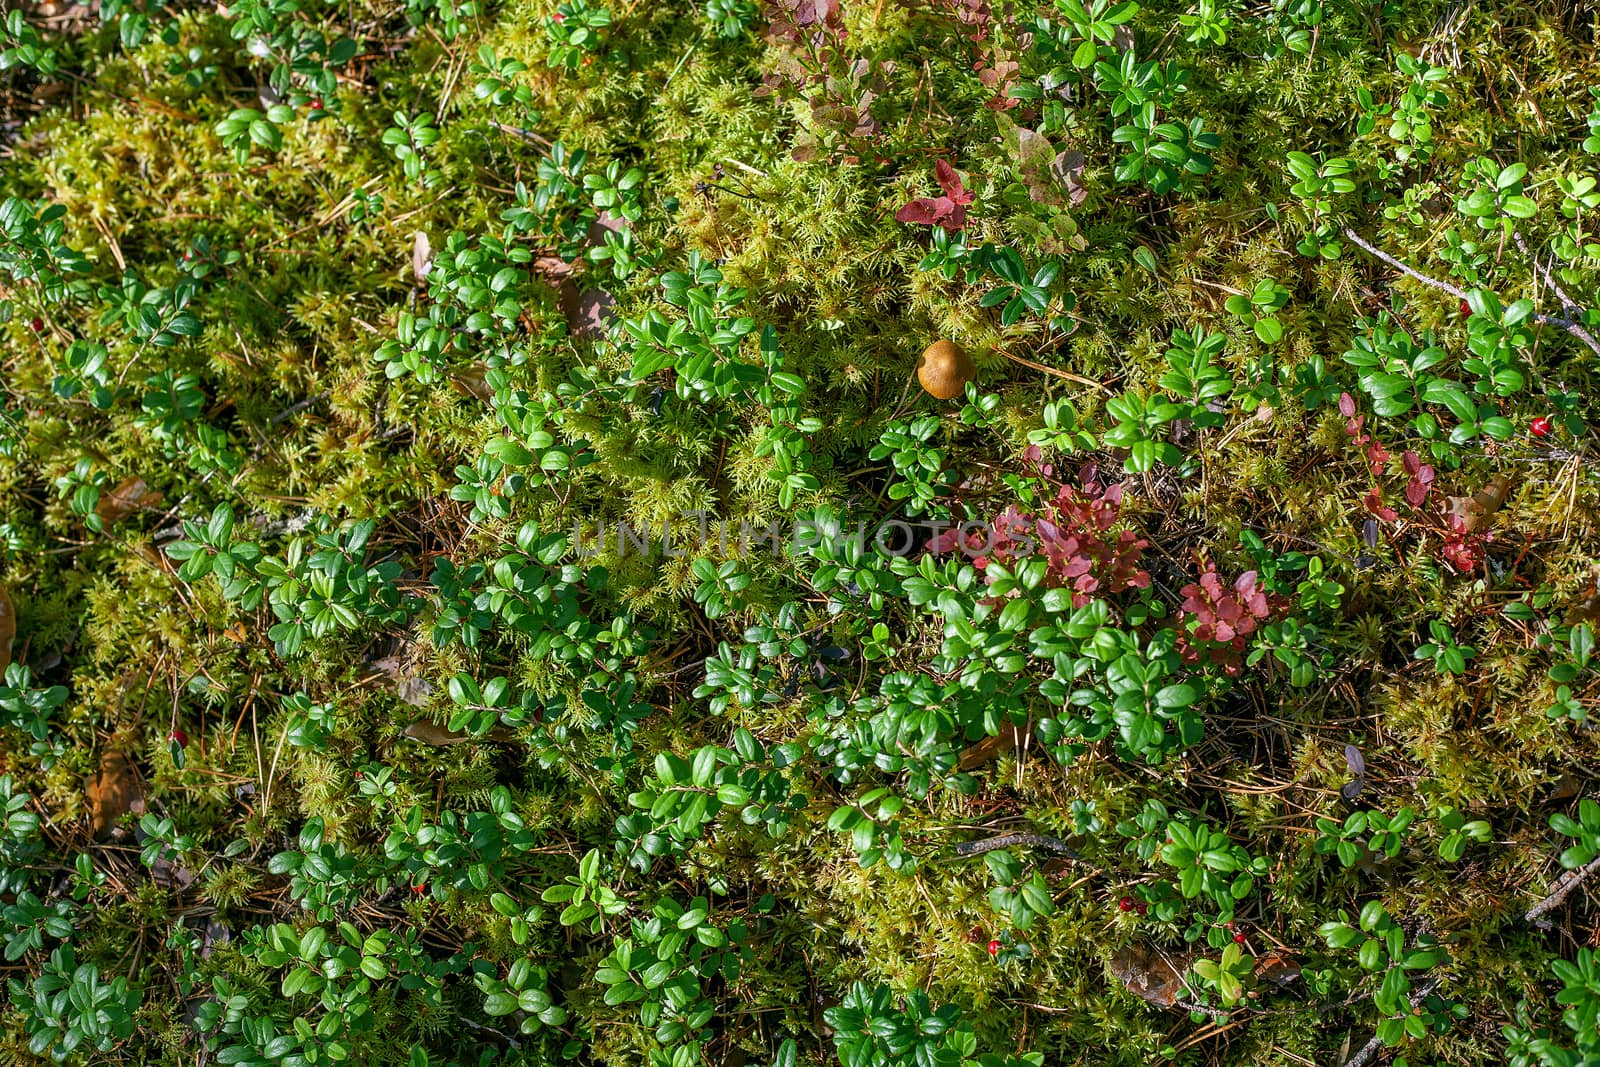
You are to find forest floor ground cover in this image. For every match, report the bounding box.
[2,0,1600,1065]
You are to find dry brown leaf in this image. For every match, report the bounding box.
[200,919,231,961]
[402,720,515,745]
[1566,590,1600,626]
[1108,944,1191,1008]
[1253,952,1302,988]
[958,722,1028,772]
[450,366,495,402]
[563,287,617,340]
[396,677,434,707]
[1041,856,1075,881]
[533,254,577,282]
[0,584,13,673]
[1051,150,1088,206]
[1444,473,1512,535]
[1549,773,1587,802]
[586,212,625,243]
[89,750,144,840]
[364,637,439,705]
[150,856,195,890]
[94,476,163,526]
[412,231,432,284]
[402,720,468,745]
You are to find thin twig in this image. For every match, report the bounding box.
[1340,227,1600,358]
[1514,231,1580,314]
[1341,854,1600,1064]
[1524,853,1600,924]
[268,390,330,426]
[1509,231,1600,355]
[457,1015,521,1049]
[1175,998,1233,1020]
[996,347,1116,394]
[951,833,1080,859]
[1341,978,1440,1067]
[1337,227,1467,302]
[258,714,293,820]
[487,121,552,148]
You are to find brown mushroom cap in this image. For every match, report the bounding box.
[917,340,975,400]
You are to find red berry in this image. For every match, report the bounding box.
[1459,299,1472,317]
[986,939,1001,956]
[552,10,564,20]
[1118,896,1136,912]
[1135,902,1148,916]
[1233,932,1247,944]
[411,883,426,894]
[169,728,188,747]
[311,99,323,109]
[1531,416,1553,438]
[28,317,43,332]
[353,770,365,780]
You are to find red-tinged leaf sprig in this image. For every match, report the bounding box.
[932,466,1150,606]
[895,160,975,232]
[1176,565,1284,676]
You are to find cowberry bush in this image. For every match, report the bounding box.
[0,0,1598,1064]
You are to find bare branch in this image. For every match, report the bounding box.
[1514,231,1581,314]
[1341,227,1600,359]
[951,833,1079,859]
[1525,853,1600,925]
[1340,854,1600,1065]
[1342,978,1440,1067]
[1341,227,1470,301]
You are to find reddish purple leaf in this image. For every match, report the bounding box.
[894,199,950,226]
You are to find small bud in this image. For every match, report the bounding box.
[1459,299,1471,317]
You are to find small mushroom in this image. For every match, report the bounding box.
[917,339,975,400]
